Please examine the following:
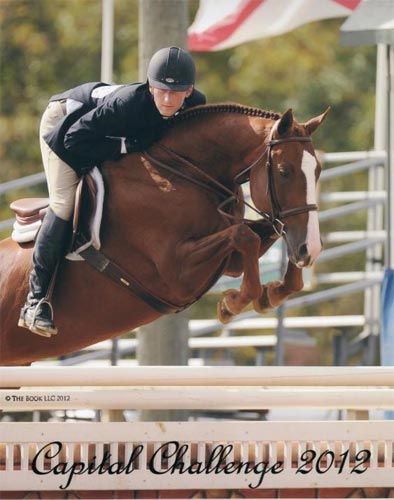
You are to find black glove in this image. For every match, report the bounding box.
[125,131,160,153]
[125,137,141,153]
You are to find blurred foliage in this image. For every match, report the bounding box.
[0,1,380,363]
[0,0,376,180]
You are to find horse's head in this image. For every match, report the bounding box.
[250,108,329,268]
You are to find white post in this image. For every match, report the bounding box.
[374,45,389,151]
[387,45,394,269]
[101,0,114,83]
[364,45,387,362]
[380,44,394,388]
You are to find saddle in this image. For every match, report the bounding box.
[9,198,49,243]
[10,167,105,260]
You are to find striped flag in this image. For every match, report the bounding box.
[188,0,361,51]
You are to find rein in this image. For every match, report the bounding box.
[145,132,317,237]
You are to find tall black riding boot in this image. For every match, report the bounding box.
[19,208,71,337]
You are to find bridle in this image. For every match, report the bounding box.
[266,136,318,221]
[247,135,318,236]
[143,125,318,238]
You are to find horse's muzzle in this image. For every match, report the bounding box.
[293,238,323,268]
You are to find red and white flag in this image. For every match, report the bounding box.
[188,0,361,51]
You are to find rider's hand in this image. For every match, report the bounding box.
[125,137,141,153]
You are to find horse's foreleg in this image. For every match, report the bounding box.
[253,261,304,313]
[218,232,280,322]
[217,224,264,323]
[224,222,278,277]
[178,224,262,323]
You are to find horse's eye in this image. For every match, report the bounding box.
[278,166,291,178]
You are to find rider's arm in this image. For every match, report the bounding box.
[63,97,135,166]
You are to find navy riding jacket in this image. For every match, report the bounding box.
[44,81,206,176]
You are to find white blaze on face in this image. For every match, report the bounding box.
[301,150,321,264]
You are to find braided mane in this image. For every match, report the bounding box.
[171,103,281,126]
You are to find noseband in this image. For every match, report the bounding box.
[144,134,318,238]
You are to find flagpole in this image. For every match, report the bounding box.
[386,45,394,270]
[101,0,114,83]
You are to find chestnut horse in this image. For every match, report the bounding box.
[0,104,329,366]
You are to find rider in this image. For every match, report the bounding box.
[19,46,206,338]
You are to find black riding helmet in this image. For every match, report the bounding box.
[147,46,195,92]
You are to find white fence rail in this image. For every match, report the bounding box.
[1,366,393,412]
[47,316,364,366]
[1,365,392,387]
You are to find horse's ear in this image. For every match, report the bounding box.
[277,109,293,136]
[304,107,330,135]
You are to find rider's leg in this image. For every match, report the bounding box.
[19,101,79,337]
[19,208,72,336]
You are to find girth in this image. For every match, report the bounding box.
[76,233,229,314]
[77,239,183,314]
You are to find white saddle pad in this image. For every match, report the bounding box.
[11,167,105,261]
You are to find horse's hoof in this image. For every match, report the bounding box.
[217,299,235,324]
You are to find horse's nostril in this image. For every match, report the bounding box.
[298,243,308,258]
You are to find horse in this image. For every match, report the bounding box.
[0,104,329,366]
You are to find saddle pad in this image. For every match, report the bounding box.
[11,219,43,243]
[66,167,105,261]
[10,168,105,254]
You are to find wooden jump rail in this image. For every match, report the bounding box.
[1,365,393,386]
[0,366,393,494]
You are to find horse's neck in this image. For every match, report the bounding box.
[162,113,273,183]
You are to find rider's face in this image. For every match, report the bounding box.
[149,85,193,117]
